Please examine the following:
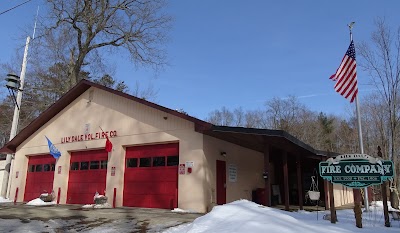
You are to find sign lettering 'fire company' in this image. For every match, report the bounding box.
[319,154,394,188]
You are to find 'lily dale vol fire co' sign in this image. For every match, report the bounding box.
[319,154,394,188]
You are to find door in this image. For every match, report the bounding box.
[216,160,226,205]
[24,155,56,202]
[67,150,108,204]
[123,143,179,209]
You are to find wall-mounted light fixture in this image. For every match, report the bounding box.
[220,152,227,157]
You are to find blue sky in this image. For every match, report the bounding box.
[1,0,399,120]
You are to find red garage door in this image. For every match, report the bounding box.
[24,154,55,202]
[123,143,179,209]
[67,150,108,204]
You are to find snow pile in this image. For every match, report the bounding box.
[26,198,56,206]
[371,201,400,212]
[82,203,112,209]
[0,196,12,203]
[164,200,400,233]
[171,208,199,214]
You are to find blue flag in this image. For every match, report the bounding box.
[45,136,61,159]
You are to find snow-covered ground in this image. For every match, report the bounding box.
[0,197,399,232]
[164,200,400,233]
[0,197,12,203]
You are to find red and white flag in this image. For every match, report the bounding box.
[330,40,358,103]
[99,126,113,152]
[105,134,112,152]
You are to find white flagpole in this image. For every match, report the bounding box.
[2,6,39,198]
[0,36,30,198]
[349,22,369,212]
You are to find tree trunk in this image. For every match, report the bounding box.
[68,48,77,89]
[390,190,399,209]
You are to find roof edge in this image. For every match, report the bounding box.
[208,125,322,155]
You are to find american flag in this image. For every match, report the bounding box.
[330,40,358,103]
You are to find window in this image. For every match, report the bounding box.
[80,162,89,170]
[71,162,79,170]
[139,157,151,167]
[90,161,99,170]
[28,165,35,172]
[51,164,55,171]
[126,158,138,168]
[167,156,179,166]
[43,164,51,172]
[35,164,43,172]
[100,160,108,169]
[153,157,165,167]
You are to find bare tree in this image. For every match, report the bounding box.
[361,94,390,159]
[206,107,234,126]
[358,18,400,208]
[131,80,158,101]
[244,110,266,128]
[39,0,172,88]
[265,96,305,132]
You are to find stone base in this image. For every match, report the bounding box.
[39,194,54,202]
[94,196,108,205]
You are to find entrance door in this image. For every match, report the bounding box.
[216,160,226,204]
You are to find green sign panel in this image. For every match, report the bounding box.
[319,154,394,188]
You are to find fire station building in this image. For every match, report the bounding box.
[0,80,353,213]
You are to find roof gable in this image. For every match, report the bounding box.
[0,79,212,153]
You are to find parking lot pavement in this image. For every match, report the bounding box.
[0,202,203,232]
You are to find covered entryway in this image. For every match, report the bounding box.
[67,150,108,204]
[123,143,179,209]
[24,154,55,202]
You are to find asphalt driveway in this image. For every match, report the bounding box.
[0,202,202,232]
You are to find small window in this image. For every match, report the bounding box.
[167,156,179,166]
[80,162,89,170]
[153,157,165,167]
[51,164,55,171]
[28,165,35,172]
[90,161,99,170]
[43,164,51,172]
[126,158,138,168]
[139,157,151,167]
[71,162,79,170]
[100,160,108,169]
[35,164,43,172]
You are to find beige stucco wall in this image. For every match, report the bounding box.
[203,135,264,209]
[9,87,210,212]
[333,184,354,207]
[0,160,5,194]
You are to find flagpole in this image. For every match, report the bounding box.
[0,36,30,198]
[349,22,369,212]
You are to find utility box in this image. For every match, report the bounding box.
[252,188,266,206]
